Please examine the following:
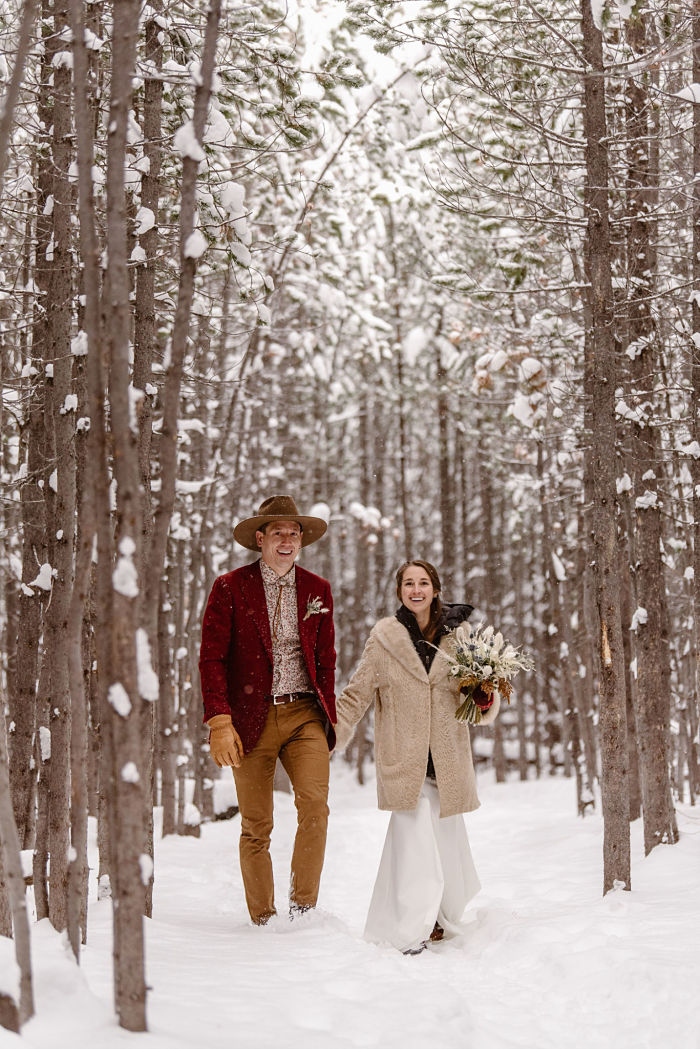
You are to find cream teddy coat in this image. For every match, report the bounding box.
[334,616,500,818]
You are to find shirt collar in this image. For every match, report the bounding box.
[259,558,295,587]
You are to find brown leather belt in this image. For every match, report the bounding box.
[267,691,316,706]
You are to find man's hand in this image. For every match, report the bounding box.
[207,715,244,768]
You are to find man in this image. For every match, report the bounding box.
[199,495,336,925]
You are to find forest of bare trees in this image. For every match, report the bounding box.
[1,0,699,1033]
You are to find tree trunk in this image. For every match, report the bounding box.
[388,210,412,560]
[66,0,107,957]
[624,11,677,852]
[104,0,149,1029]
[512,544,529,781]
[618,528,642,821]
[4,0,41,845]
[581,0,630,893]
[478,459,506,781]
[11,0,54,850]
[44,0,76,935]
[436,324,456,591]
[0,696,34,1025]
[133,0,164,913]
[537,442,570,776]
[691,0,700,818]
[0,0,38,201]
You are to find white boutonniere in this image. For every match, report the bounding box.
[304,596,329,620]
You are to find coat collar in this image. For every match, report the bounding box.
[372,617,453,685]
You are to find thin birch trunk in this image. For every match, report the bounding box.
[11,2,54,851]
[624,10,677,853]
[387,209,412,560]
[158,591,177,835]
[0,0,38,200]
[479,460,506,781]
[66,0,105,958]
[45,0,76,934]
[512,544,529,780]
[581,0,630,893]
[537,442,570,776]
[436,321,456,591]
[144,0,222,623]
[32,656,52,917]
[0,695,34,1025]
[133,0,164,913]
[105,0,148,1028]
[691,0,700,813]
[4,0,41,847]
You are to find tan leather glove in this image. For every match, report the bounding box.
[207,715,244,768]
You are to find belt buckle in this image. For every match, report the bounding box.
[272,694,289,706]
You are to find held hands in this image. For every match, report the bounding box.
[207,715,244,768]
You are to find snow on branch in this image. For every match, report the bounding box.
[675,84,700,104]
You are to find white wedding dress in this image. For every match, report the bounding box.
[363,778,481,953]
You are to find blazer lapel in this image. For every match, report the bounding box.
[239,562,273,664]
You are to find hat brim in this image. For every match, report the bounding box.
[233,514,328,552]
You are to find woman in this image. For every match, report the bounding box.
[334,560,499,954]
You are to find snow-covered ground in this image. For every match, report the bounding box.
[3,764,700,1049]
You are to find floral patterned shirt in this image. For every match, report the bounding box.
[259,558,313,695]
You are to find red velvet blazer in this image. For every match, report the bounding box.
[199,560,337,753]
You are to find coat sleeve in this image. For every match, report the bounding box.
[334,633,381,752]
[478,691,501,726]
[199,576,235,723]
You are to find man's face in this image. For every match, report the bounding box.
[256,519,303,575]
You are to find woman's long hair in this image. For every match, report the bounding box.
[395,560,443,642]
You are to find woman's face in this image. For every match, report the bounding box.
[399,564,436,617]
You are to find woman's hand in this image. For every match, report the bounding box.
[471,684,495,711]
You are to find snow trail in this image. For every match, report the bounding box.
[10,766,700,1049]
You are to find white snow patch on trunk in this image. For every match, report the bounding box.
[108,682,132,717]
[29,563,53,591]
[112,537,139,597]
[635,490,658,510]
[121,761,140,783]
[136,628,159,701]
[139,854,154,886]
[135,206,155,235]
[551,551,566,582]
[39,725,51,762]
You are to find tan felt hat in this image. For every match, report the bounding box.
[233,495,328,551]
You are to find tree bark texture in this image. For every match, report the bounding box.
[44,0,76,935]
[104,0,149,1029]
[66,0,107,957]
[0,0,38,201]
[581,0,630,893]
[0,689,34,1025]
[691,0,700,818]
[624,11,677,854]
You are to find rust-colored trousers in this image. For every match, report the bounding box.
[232,697,330,924]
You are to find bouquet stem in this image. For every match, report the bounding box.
[455,693,484,724]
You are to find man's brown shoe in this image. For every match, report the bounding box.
[430,922,444,942]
